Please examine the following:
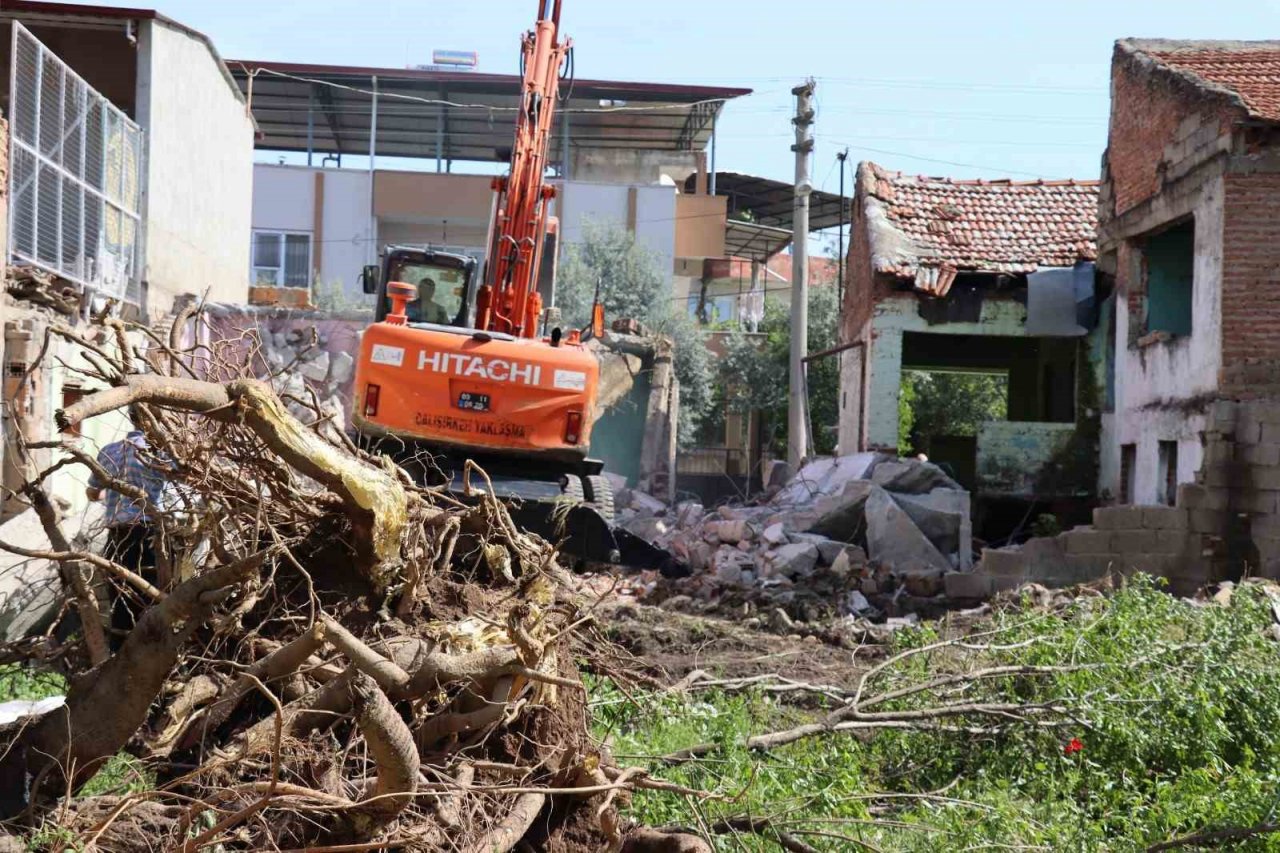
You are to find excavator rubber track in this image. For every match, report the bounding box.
[371,441,688,577]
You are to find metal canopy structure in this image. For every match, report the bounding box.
[685,171,851,232]
[724,220,793,261]
[229,59,751,167]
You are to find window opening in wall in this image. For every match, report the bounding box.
[1158,440,1178,507]
[1120,443,1136,504]
[1142,219,1194,339]
[252,231,313,288]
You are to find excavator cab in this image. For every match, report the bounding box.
[364,247,479,329]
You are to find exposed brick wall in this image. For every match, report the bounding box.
[1219,171,1280,393]
[1105,46,1236,218]
[841,199,876,344]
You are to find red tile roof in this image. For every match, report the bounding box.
[1123,40,1280,123]
[857,162,1098,294]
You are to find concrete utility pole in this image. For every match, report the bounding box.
[788,78,816,472]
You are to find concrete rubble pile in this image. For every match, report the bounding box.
[256,327,355,438]
[609,453,976,635]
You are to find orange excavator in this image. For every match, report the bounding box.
[353,0,679,573]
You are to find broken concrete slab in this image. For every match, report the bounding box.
[629,490,668,517]
[622,516,668,542]
[864,487,951,573]
[767,542,820,578]
[704,519,753,545]
[781,480,877,541]
[788,532,847,566]
[761,523,788,546]
[772,452,881,506]
[868,458,962,495]
[891,489,971,568]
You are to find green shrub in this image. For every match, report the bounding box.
[594,579,1280,851]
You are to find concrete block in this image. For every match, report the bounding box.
[1250,467,1280,491]
[1237,490,1277,514]
[1238,443,1280,467]
[1176,483,1209,510]
[1117,553,1173,577]
[1143,506,1188,530]
[1248,514,1280,539]
[1112,529,1158,553]
[1251,402,1280,425]
[1236,412,1263,444]
[1065,554,1116,582]
[978,548,1027,578]
[1202,442,1234,468]
[1207,399,1238,433]
[988,574,1025,594]
[1261,422,1280,445]
[1061,528,1115,554]
[1188,509,1228,535]
[1093,505,1145,531]
[944,571,993,600]
[1150,531,1193,555]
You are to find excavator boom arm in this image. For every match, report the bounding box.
[479,0,570,338]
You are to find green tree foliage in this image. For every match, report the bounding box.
[556,221,714,446]
[718,280,841,455]
[898,370,1008,455]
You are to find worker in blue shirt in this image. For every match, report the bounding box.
[86,413,168,639]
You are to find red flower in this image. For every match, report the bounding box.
[1064,737,1084,756]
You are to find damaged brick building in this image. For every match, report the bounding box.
[970,39,1280,593]
[838,162,1102,537]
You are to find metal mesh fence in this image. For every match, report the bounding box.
[8,22,143,301]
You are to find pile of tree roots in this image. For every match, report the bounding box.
[0,310,702,852]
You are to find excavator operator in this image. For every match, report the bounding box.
[412,277,451,325]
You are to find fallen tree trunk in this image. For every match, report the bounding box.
[0,311,663,851]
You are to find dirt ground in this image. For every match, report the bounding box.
[593,598,882,689]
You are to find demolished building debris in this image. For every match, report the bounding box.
[611,454,973,625]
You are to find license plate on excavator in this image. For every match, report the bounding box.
[457,392,490,412]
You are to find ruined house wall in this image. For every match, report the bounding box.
[973,399,1280,595]
[1104,44,1237,217]
[837,199,878,454]
[857,296,1032,451]
[1218,168,1280,396]
[1099,47,1240,505]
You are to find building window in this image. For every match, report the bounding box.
[252,231,312,288]
[1158,440,1178,507]
[1119,443,1136,504]
[1142,220,1194,338]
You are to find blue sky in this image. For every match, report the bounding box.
[58,0,1280,190]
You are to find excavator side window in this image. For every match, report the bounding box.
[382,256,473,328]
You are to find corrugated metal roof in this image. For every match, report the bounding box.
[230,59,751,164]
